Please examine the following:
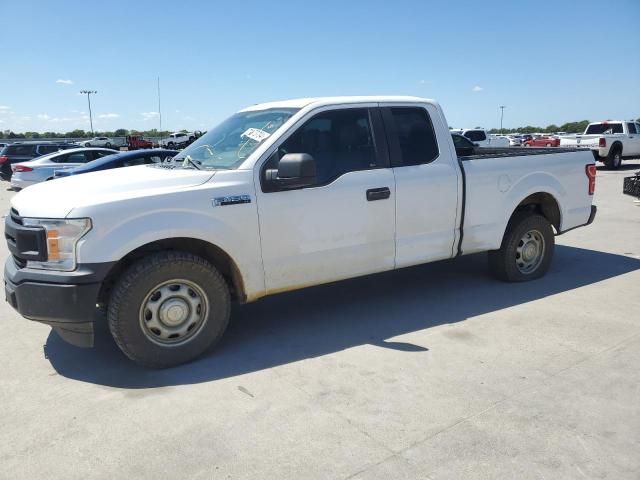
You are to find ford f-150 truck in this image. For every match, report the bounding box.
[4,96,597,368]
[559,121,640,169]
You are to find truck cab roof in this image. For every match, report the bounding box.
[240,96,436,112]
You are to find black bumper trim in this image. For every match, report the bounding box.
[4,258,116,347]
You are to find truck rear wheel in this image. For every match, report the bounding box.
[107,251,230,368]
[604,146,622,170]
[488,213,554,282]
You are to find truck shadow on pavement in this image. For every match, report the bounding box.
[45,245,640,389]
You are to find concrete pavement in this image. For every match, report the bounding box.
[1,161,639,479]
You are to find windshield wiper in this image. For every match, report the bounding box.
[181,155,202,170]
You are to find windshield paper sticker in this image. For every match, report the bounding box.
[241,128,270,143]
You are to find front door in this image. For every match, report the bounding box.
[255,106,395,293]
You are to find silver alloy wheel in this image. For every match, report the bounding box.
[515,229,545,274]
[139,279,209,346]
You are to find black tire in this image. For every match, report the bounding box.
[108,251,231,368]
[85,142,91,147]
[488,212,554,282]
[604,145,622,170]
[168,142,175,148]
[105,142,111,148]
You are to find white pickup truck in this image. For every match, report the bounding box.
[559,121,640,169]
[159,132,196,148]
[4,96,597,368]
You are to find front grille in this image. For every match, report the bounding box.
[10,208,23,225]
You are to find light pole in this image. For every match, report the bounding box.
[80,90,97,134]
[499,105,506,134]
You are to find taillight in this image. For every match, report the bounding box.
[586,164,596,195]
[0,155,8,164]
[598,137,606,148]
[12,165,33,172]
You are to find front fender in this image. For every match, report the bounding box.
[75,189,265,300]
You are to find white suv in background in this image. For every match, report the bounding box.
[451,129,510,147]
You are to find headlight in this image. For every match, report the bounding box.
[22,218,92,271]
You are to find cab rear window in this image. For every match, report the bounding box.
[585,123,623,135]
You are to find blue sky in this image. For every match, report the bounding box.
[1,0,639,133]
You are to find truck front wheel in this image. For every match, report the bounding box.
[488,213,554,282]
[107,251,230,368]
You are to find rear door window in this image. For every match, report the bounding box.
[626,123,637,134]
[383,107,439,166]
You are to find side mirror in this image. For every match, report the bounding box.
[266,153,317,189]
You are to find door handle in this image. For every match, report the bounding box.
[366,187,391,201]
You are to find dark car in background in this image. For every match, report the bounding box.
[452,133,479,156]
[0,142,76,179]
[53,149,179,178]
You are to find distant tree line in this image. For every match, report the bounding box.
[487,117,640,135]
[0,128,190,139]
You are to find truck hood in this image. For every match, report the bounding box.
[11,165,216,218]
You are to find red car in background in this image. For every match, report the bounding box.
[524,136,560,147]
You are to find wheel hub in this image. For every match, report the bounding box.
[515,229,545,274]
[139,279,209,346]
[159,298,189,326]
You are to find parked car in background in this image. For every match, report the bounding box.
[10,148,116,189]
[451,133,479,156]
[54,149,178,178]
[0,142,77,180]
[524,136,560,147]
[0,143,7,149]
[159,132,194,148]
[78,137,114,148]
[126,135,153,150]
[451,128,510,147]
[559,121,640,169]
[508,135,522,146]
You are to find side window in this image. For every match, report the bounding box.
[146,156,162,163]
[626,123,637,134]
[92,151,113,159]
[265,108,377,189]
[66,152,90,163]
[386,107,439,166]
[37,145,59,155]
[121,157,147,167]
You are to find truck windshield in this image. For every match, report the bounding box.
[174,108,299,169]
[585,123,623,135]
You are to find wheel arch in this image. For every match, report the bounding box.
[98,237,247,307]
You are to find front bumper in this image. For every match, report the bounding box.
[4,258,114,347]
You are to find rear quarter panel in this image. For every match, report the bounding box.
[461,150,594,254]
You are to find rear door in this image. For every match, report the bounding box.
[381,104,460,268]
[255,105,396,293]
[626,123,640,155]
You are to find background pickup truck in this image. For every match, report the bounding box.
[559,121,640,169]
[4,96,597,368]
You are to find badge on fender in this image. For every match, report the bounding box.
[212,195,252,207]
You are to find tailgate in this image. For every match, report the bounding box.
[559,135,599,148]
